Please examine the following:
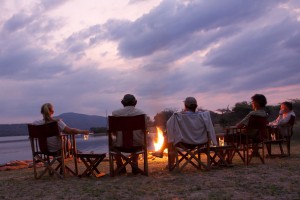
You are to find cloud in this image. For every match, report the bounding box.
[0,0,299,123]
[114,0,280,58]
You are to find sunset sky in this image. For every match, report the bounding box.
[0,0,299,124]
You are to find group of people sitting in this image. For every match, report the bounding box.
[34,93,296,174]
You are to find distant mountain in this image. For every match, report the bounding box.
[0,113,107,137]
[55,112,107,130]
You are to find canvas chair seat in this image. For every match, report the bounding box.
[28,121,78,179]
[108,114,148,176]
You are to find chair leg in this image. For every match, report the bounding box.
[266,143,272,156]
[32,157,38,179]
[206,148,210,170]
[144,150,148,176]
[109,153,115,177]
[279,143,284,156]
[287,138,291,156]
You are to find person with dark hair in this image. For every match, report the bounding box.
[112,94,145,174]
[33,103,89,152]
[236,94,268,129]
[183,97,198,113]
[268,101,296,136]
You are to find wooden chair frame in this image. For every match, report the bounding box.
[168,142,210,172]
[225,115,267,165]
[265,116,295,157]
[77,153,106,177]
[209,145,234,167]
[245,115,267,165]
[225,127,246,164]
[108,115,148,176]
[28,122,78,179]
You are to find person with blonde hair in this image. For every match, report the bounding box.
[33,103,89,152]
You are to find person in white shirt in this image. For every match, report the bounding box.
[268,101,296,136]
[152,97,217,158]
[33,103,89,152]
[111,94,145,174]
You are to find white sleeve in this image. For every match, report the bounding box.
[57,120,67,132]
[277,114,291,126]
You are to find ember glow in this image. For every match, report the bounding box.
[153,127,164,151]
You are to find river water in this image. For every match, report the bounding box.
[0,134,156,165]
[0,135,109,165]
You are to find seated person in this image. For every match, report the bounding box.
[33,103,89,152]
[236,94,268,139]
[152,97,217,158]
[268,101,296,136]
[111,94,145,174]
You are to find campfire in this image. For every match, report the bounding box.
[153,127,167,153]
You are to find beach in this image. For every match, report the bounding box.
[0,141,300,200]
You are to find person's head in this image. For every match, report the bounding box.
[41,103,54,122]
[184,97,198,112]
[280,101,293,113]
[121,94,137,107]
[251,94,267,110]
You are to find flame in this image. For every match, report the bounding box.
[153,127,164,151]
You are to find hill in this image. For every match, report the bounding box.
[55,112,107,130]
[0,113,107,137]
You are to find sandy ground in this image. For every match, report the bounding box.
[0,141,300,200]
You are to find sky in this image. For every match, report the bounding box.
[0,0,300,124]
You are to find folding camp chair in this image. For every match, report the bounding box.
[108,114,148,176]
[244,115,268,165]
[265,116,295,157]
[225,127,246,164]
[167,113,212,172]
[168,142,210,172]
[28,121,78,179]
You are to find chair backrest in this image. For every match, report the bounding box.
[285,115,295,137]
[167,112,213,146]
[28,121,60,153]
[108,114,146,149]
[247,115,268,140]
[288,115,295,126]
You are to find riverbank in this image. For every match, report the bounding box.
[0,142,300,199]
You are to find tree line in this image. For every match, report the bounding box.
[150,99,300,128]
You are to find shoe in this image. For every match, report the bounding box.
[152,151,163,158]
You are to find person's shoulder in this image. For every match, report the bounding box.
[134,107,145,115]
[112,108,125,116]
[290,111,296,117]
[250,110,267,117]
[32,119,45,125]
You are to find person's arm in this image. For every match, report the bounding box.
[57,119,89,135]
[236,112,252,128]
[62,126,89,135]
